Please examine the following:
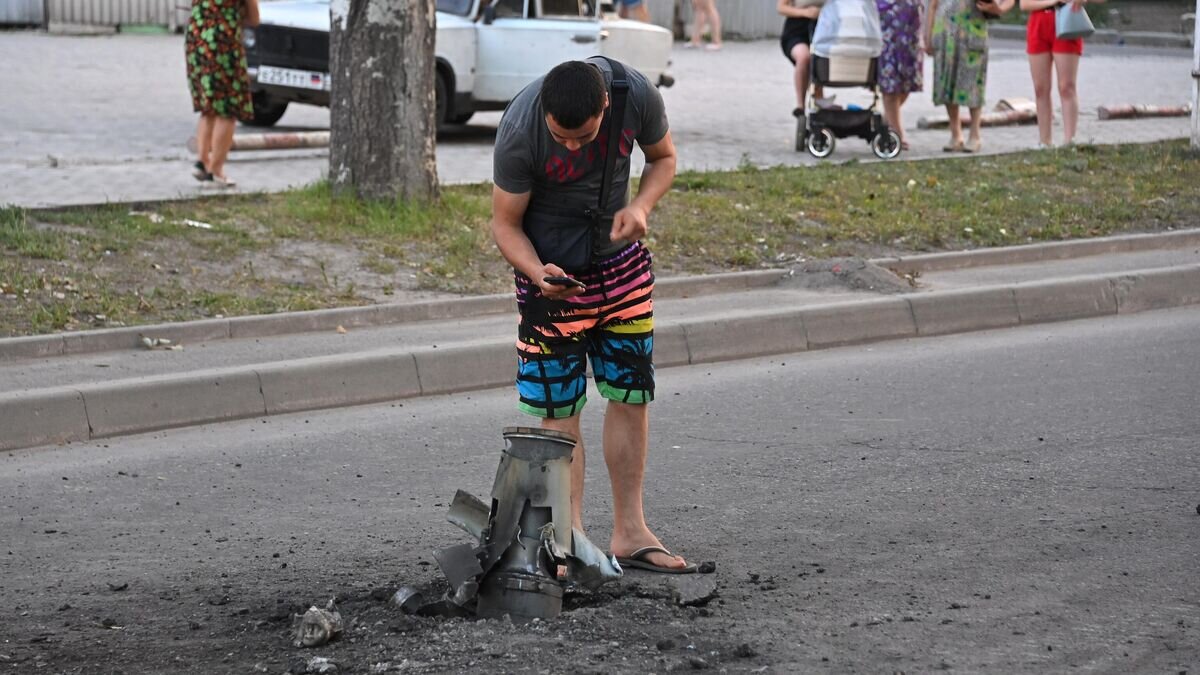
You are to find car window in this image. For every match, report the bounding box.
[436,0,472,15]
[492,0,526,18]
[539,0,584,17]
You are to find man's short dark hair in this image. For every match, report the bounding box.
[540,61,607,130]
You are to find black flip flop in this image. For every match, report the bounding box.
[615,545,698,575]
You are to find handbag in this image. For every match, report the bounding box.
[522,57,630,274]
[1055,2,1094,40]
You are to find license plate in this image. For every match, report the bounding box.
[256,65,330,91]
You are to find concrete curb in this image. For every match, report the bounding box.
[871,228,1200,275]
[0,270,785,362]
[3,263,1197,453]
[989,23,1193,49]
[7,228,1198,362]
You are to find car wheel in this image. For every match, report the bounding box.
[449,111,474,125]
[244,91,288,128]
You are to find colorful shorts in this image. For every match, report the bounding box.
[514,242,655,419]
[1027,8,1083,55]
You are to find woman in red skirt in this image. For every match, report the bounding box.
[1021,0,1093,148]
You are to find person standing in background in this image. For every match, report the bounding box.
[924,0,1013,153]
[617,0,652,22]
[688,0,723,50]
[1021,0,1093,147]
[876,0,923,150]
[185,0,260,188]
[778,0,828,120]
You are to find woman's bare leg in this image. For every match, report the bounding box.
[1053,52,1080,144]
[946,103,963,147]
[967,105,983,146]
[208,116,237,179]
[1028,51,1054,145]
[196,113,215,171]
[790,43,812,110]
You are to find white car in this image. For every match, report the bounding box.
[244,0,674,127]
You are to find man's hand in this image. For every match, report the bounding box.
[537,263,587,300]
[610,202,650,244]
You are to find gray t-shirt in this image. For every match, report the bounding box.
[492,57,669,223]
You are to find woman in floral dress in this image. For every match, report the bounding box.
[185,0,260,187]
[923,0,1012,152]
[875,0,924,150]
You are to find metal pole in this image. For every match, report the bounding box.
[1192,0,1199,148]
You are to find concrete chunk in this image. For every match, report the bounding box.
[908,287,1019,336]
[414,341,514,396]
[257,350,421,415]
[801,297,916,348]
[1112,265,1200,314]
[0,388,90,451]
[1015,277,1117,324]
[80,369,265,438]
[682,310,807,364]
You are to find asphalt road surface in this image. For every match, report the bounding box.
[2,307,1198,672]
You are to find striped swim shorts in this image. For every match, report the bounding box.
[514,242,655,419]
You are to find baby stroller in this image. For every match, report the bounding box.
[797,0,901,160]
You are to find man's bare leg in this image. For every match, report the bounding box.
[542,415,585,531]
[603,401,688,570]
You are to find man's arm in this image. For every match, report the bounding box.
[491,186,585,298]
[610,130,677,243]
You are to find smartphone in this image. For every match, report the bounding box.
[543,276,586,289]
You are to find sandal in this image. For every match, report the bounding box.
[961,139,982,153]
[942,141,963,152]
[192,161,212,182]
[615,546,698,575]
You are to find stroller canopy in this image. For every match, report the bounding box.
[811,0,883,59]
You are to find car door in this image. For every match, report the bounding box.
[473,0,602,104]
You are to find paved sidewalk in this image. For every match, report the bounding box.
[0,33,1193,208]
[2,233,1197,451]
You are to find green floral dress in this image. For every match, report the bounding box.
[930,0,989,107]
[185,0,253,120]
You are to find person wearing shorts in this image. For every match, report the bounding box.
[1021,0,1088,147]
[616,0,651,22]
[491,58,694,574]
[778,0,827,116]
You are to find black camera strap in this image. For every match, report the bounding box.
[589,56,629,244]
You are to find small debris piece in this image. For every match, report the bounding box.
[107,582,128,592]
[335,325,347,334]
[688,655,710,669]
[305,656,338,673]
[293,601,343,648]
[656,638,677,651]
[697,561,717,574]
[734,643,757,658]
[181,219,213,230]
[672,575,719,607]
[390,586,424,614]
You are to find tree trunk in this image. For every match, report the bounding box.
[329,0,439,202]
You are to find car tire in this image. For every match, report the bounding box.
[436,73,448,126]
[244,91,288,128]
[449,111,474,125]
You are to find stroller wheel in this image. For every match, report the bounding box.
[872,129,902,160]
[807,128,836,159]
